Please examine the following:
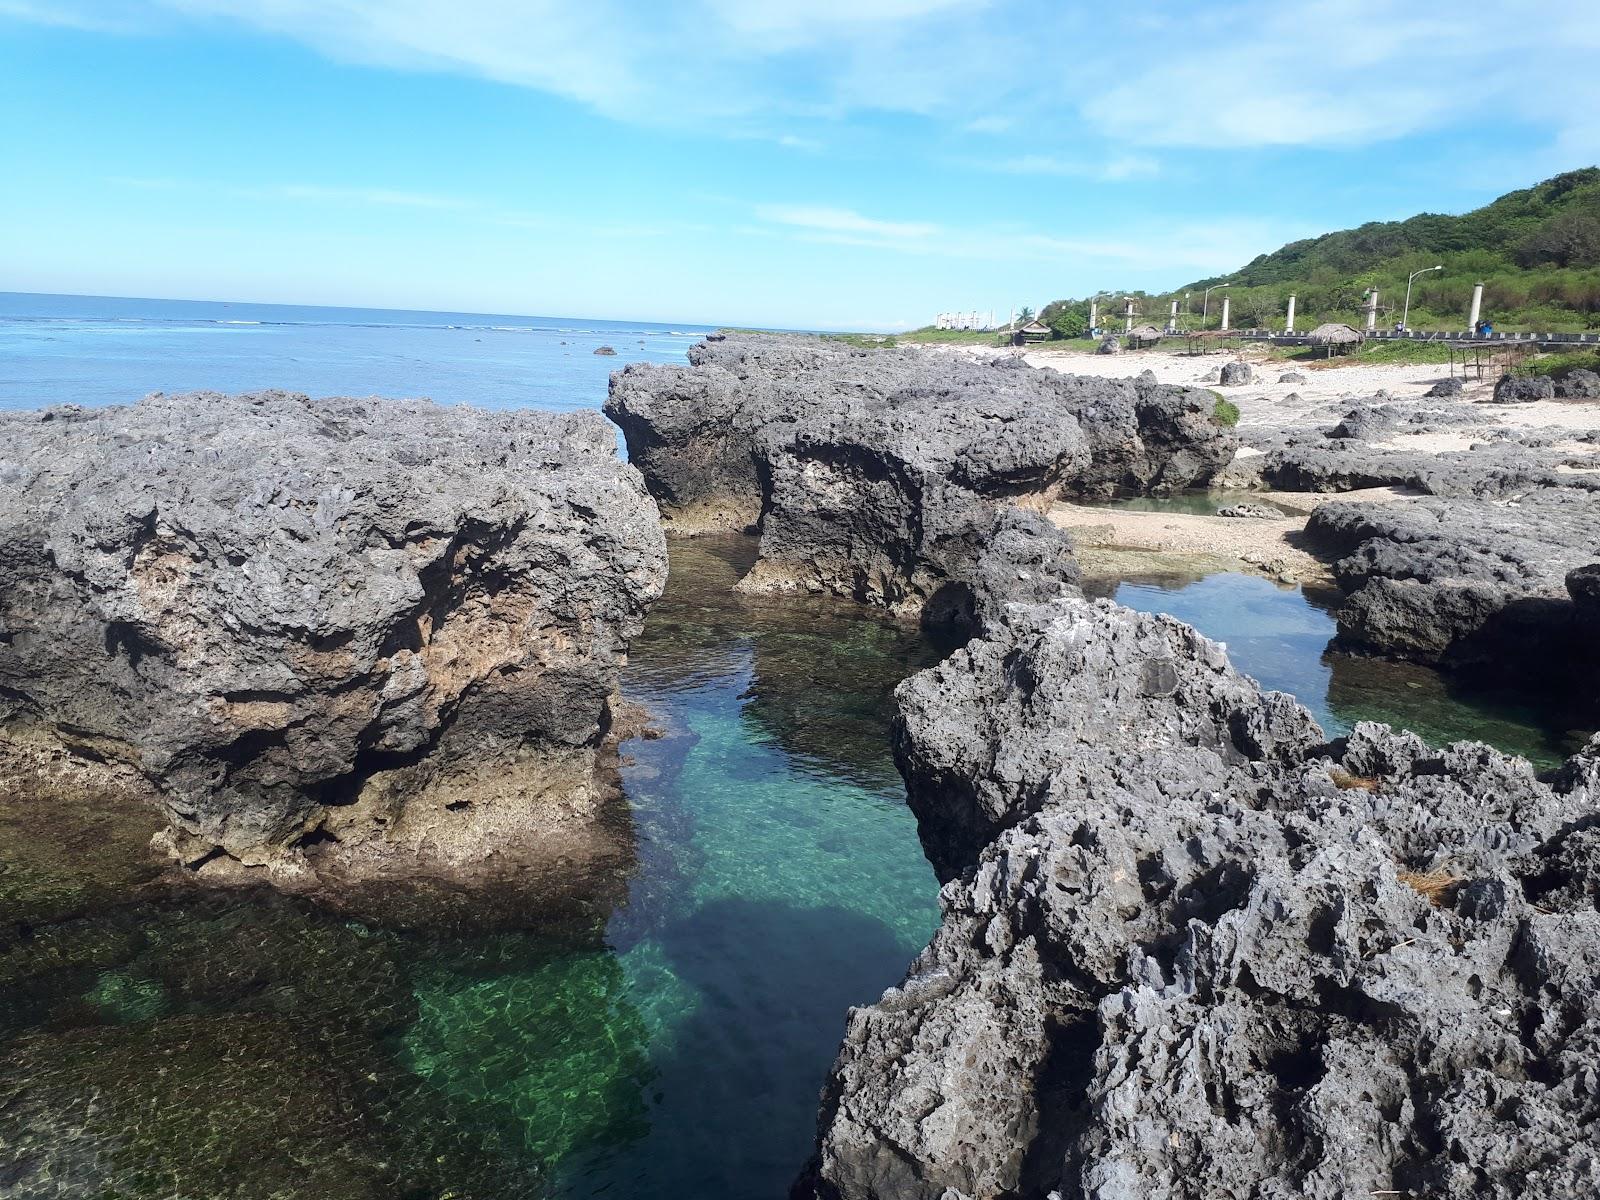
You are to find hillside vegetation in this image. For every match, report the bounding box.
[1039,169,1600,336]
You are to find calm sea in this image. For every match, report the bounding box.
[0,292,715,413]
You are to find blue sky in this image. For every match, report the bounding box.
[2,1,1597,330]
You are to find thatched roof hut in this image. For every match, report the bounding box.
[1307,322,1363,345]
[1126,323,1163,348]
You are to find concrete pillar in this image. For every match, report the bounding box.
[1123,298,1134,334]
[1468,282,1484,330]
[1365,289,1379,332]
[1168,300,1179,334]
[1220,296,1230,332]
[1089,300,1098,330]
[1285,294,1296,334]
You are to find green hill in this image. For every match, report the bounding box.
[1043,169,1600,335]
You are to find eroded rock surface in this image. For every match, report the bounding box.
[607,334,1232,623]
[1306,488,1600,697]
[0,392,667,890]
[798,597,1600,1200]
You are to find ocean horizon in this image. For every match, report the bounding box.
[0,291,727,413]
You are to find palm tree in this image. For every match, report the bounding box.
[1019,306,1034,322]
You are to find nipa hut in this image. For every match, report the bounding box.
[1126,323,1164,349]
[1306,322,1364,357]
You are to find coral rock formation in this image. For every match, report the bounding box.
[798,597,1600,1200]
[0,392,667,890]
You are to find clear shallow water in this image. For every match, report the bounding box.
[0,292,713,412]
[1107,571,1594,768]
[1076,489,1302,517]
[0,536,944,1199]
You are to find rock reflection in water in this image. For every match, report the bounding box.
[1108,570,1592,769]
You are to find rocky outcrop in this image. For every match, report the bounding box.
[798,596,1600,1200]
[607,334,1233,625]
[1278,371,1307,384]
[1218,360,1253,386]
[1492,373,1555,403]
[1427,377,1465,397]
[1557,367,1600,399]
[1304,489,1600,685]
[0,392,667,890]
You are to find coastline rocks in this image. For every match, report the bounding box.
[1492,373,1555,403]
[798,597,1600,1200]
[1306,489,1600,684]
[1218,360,1253,386]
[608,334,1233,625]
[1557,367,1600,399]
[593,345,618,356]
[1096,335,1121,355]
[1427,377,1465,397]
[1216,502,1282,519]
[1278,371,1307,384]
[0,392,667,888]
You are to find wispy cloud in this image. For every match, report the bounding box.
[752,202,1305,276]
[108,175,471,210]
[756,204,939,240]
[984,154,1160,182]
[11,0,1600,163]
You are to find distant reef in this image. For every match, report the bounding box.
[0,391,666,903]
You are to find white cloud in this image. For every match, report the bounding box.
[10,0,1600,159]
[986,154,1160,182]
[753,202,1305,276]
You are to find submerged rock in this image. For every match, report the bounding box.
[798,597,1600,1200]
[0,392,667,890]
[607,333,1232,625]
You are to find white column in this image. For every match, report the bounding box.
[1123,298,1134,333]
[1365,289,1379,332]
[1220,296,1230,332]
[1468,283,1484,330]
[1168,300,1179,333]
[1285,294,1296,334]
[1089,300,1098,330]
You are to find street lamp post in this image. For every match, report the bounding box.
[1401,265,1443,332]
[1202,283,1230,326]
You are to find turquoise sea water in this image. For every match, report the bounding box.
[0,291,713,411]
[0,536,945,1199]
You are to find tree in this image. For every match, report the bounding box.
[1018,306,1034,322]
[1514,211,1600,269]
[1049,309,1087,339]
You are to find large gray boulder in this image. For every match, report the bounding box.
[0,392,668,889]
[798,597,1600,1200]
[1305,489,1600,688]
[607,334,1232,625]
[1218,360,1253,386]
[1557,368,1600,399]
[1492,373,1555,403]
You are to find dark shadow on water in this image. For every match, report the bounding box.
[553,898,911,1200]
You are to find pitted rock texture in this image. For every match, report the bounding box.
[1306,488,1600,690]
[798,597,1600,1200]
[0,392,667,885]
[1493,373,1556,403]
[607,333,1232,623]
[1218,360,1253,386]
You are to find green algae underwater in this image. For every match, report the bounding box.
[0,536,947,1200]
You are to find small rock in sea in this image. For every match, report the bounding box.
[1219,361,1253,386]
[594,345,618,356]
[1277,371,1306,383]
